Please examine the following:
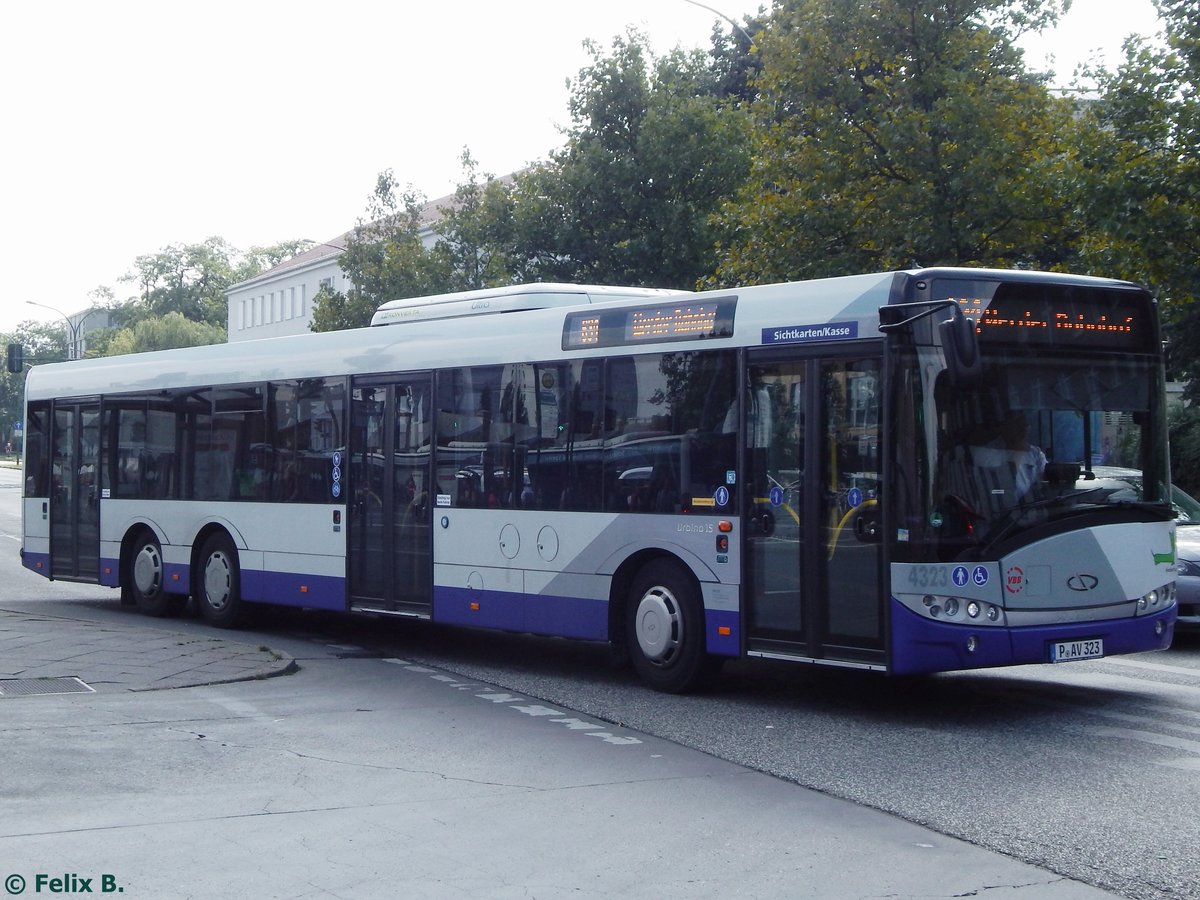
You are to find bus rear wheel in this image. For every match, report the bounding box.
[625,560,716,693]
[197,533,243,628]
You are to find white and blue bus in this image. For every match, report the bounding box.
[19,269,1178,691]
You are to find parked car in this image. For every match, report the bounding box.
[1169,485,1200,630]
[1077,467,1200,630]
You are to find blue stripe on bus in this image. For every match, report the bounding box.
[705,608,740,656]
[434,585,609,641]
[22,551,50,576]
[242,569,346,611]
[434,585,741,654]
[888,596,1175,675]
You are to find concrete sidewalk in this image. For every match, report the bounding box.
[0,607,295,694]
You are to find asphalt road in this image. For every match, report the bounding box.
[1,466,1197,899]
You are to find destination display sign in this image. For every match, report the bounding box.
[932,278,1155,351]
[562,297,737,350]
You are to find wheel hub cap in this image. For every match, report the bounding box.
[634,586,681,664]
[133,546,161,596]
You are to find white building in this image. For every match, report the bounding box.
[225,238,349,343]
[226,192,453,343]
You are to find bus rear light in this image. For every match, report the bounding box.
[718,625,731,636]
[718,521,733,533]
[300,585,308,594]
[470,601,480,611]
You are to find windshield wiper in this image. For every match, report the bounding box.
[976,487,1110,557]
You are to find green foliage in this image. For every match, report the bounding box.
[710,0,1075,285]
[433,151,521,290]
[1169,402,1200,495]
[311,172,455,332]
[232,240,314,285]
[1078,0,1200,384]
[102,313,225,356]
[122,236,239,327]
[509,33,752,289]
[0,321,68,447]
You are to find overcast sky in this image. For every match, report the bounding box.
[0,0,1162,332]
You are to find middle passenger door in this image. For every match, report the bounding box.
[349,375,433,614]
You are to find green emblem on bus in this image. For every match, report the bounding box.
[1152,532,1176,566]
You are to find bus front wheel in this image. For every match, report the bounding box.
[625,560,716,693]
[197,533,242,628]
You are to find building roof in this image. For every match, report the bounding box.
[228,183,480,292]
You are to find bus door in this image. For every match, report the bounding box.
[49,400,101,581]
[348,375,433,615]
[744,352,884,667]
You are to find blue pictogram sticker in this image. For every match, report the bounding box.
[715,486,730,507]
[952,566,969,587]
[972,565,989,587]
[331,482,341,498]
[769,485,784,507]
[846,487,863,508]
[332,451,342,468]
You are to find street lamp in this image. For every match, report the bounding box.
[26,301,99,361]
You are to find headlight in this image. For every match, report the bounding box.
[1175,559,1200,577]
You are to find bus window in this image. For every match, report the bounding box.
[198,385,267,502]
[270,378,345,503]
[603,351,737,514]
[24,401,50,497]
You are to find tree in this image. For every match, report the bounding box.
[507,31,752,290]
[1078,0,1200,388]
[432,151,520,291]
[311,172,453,332]
[102,313,225,356]
[0,321,67,449]
[232,240,313,285]
[121,237,239,327]
[710,0,1077,285]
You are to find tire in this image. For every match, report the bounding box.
[128,531,175,617]
[625,559,719,693]
[196,533,243,628]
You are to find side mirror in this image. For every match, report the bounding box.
[938,314,980,387]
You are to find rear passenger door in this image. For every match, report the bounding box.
[49,400,101,581]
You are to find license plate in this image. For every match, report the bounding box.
[1050,638,1104,662]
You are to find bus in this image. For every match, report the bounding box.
[18,269,1178,691]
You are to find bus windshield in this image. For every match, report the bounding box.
[891,339,1171,562]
